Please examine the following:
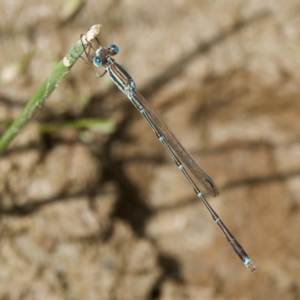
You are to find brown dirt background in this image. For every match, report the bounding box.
[1,1,300,299]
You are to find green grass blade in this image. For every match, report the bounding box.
[0,24,102,153]
[39,119,115,133]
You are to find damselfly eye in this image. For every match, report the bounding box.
[108,44,119,55]
[93,56,102,67]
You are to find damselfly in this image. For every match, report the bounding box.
[81,37,256,273]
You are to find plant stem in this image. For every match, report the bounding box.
[0,24,102,153]
[39,119,115,133]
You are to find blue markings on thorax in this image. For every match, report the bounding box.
[108,63,136,97]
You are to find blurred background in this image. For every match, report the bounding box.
[0,0,300,299]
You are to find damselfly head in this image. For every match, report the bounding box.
[92,45,119,68]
